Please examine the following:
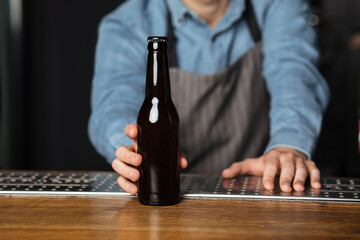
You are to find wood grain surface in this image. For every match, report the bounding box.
[0,196,359,240]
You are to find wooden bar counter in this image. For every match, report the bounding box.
[0,195,360,239]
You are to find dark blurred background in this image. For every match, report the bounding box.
[0,0,360,176]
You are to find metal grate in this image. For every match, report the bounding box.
[0,172,125,195]
[180,175,360,202]
[0,172,359,202]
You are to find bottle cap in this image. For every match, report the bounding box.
[147,36,168,43]
[147,36,168,50]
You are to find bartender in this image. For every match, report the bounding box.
[89,0,330,195]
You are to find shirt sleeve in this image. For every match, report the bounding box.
[88,13,146,163]
[261,0,330,159]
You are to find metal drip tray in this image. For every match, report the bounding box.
[0,172,359,203]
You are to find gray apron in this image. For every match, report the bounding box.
[166,0,270,173]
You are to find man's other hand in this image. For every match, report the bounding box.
[222,147,321,192]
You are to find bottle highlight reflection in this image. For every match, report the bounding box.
[137,36,180,206]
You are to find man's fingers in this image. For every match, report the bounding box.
[305,160,321,188]
[222,162,241,178]
[219,147,320,193]
[262,150,280,190]
[279,153,296,192]
[293,158,308,191]
[180,155,188,169]
[115,146,142,166]
[117,175,138,195]
[125,124,138,141]
[112,159,140,182]
[222,160,252,178]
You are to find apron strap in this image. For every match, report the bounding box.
[165,0,178,68]
[244,0,262,43]
[165,0,262,67]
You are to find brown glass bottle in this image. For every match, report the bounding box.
[137,36,180,206]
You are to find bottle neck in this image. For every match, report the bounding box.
[145,49,171,100]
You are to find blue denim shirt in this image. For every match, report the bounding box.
[89,0,330,164]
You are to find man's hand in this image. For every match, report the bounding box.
[112,124,188,195]
[222,147,321,192]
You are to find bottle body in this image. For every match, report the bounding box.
[137,37,180,206]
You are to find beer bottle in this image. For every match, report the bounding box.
[137,36,180,206]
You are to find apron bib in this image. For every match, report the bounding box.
[166,0,270,173]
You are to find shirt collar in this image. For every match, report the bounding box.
[166,0,246,29]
